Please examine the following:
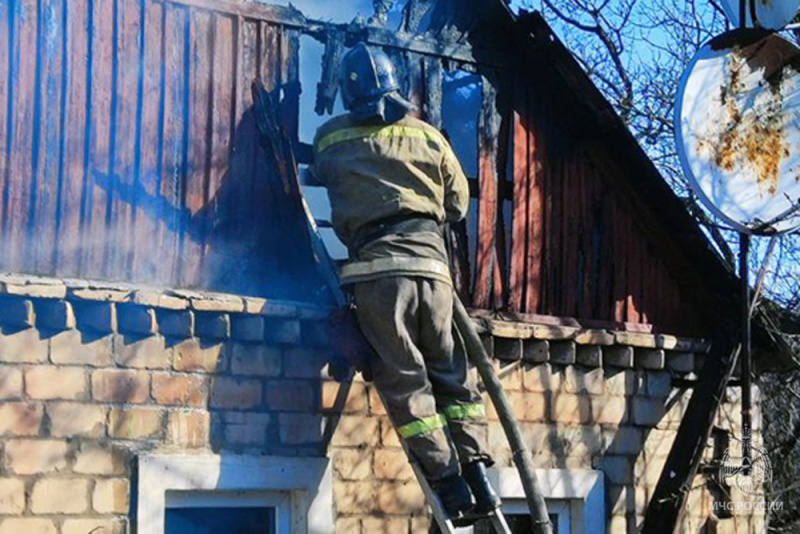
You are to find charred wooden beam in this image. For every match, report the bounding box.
[315,28,345,116]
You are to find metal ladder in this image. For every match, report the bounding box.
[251,80,521,534]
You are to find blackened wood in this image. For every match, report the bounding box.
[423,56,443,129]
[472,76,499,309]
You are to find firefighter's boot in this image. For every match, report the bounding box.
[462,461,501,514]
[433,474,474,520]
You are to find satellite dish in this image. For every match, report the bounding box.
[675,30,800,234]
[721,0,800,30]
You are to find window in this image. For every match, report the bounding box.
[457,467,604,534]
[138,455,333,534]
[165,491,290,534]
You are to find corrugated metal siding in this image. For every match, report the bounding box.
[0,0,325,300]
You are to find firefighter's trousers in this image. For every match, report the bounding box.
[353,276,492,481]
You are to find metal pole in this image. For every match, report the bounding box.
[452,296,553,534]
[739,232,752,475]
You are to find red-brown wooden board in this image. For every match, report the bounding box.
[131,0,165,283]
[525,88,544,315]
[31,0,65,273]
[0,0,9,239]
[55,0,90,274]
[5,0,38,271]
[508,80,529,312]
[84,0,114,276]
[157,4,188,284]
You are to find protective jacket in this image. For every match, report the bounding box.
[311,113,469,285]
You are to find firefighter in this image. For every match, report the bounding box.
[311,43,500,520]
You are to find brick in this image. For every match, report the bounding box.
[167,411,210,448]
[35,300,76,330]
[494,337,522,361]
[522,339,549,363]
[606,370,637,396]
[4,439,69,474]
[331,415,380,447]
[25,366,87,400]
[321,380,368,413]
[643,429,676,458]
[109,408,164,440]
[604,345,634,368]
[0,327,48,363]
[0,519,57,534]
[152,373,208,407]
[563,366,604,395]
[210,377,262,409]
[522,363,560,392]
[300,320,329,346]
[333,481,374,514]
[230,344,281,377]
[361,517,408,534]
[173,339,225,372]
[411,516,431,533]
[92,369,150,403]
[47,403,107,438]
[335,518,361,533]
[0,297,34,328]
[186,293,244,313]
[632,397,667,427]
[114,334,170,369]
[117,304,157,335]
[374,448,414,481]
[223,412,267,446]
[494,360,522,391]
[70,285,130,302]
[158,310,194,338]
[231,315,265,342]
[599,455,632,485]
[667,352,695,374]
[278,413,324,445]
[376,482,425,514]
[195,313,231,340]
[550,341,576,365]
[283,347,329,378]
[73,301,116,333]
[73,442,127,475]
[93,478,130,514]
[551,393,590,424]
[334,448,372,481]
[368,385,387,415]
[647,371,673,398]
[260,318,300,344]
[604,426,643,455]
[0,478,25,514]
[62,519,126,534]
[31,478,90,514]
[50,330,113,366]
[266,380,314,412]
[0,367,22,399]
[489,391,545,423]
[635,348,665,370]
[576,344,602,367]
[0,402,43,436]
[380,417,401,448]
[591,396,628,425]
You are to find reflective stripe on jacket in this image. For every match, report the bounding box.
[311,114,469,285]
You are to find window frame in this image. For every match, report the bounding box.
[137,454,333,534]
